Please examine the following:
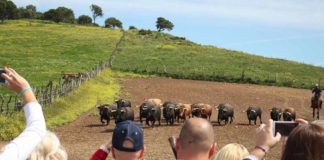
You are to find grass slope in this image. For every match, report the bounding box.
[112,30,324,88]
[0,20,122,94]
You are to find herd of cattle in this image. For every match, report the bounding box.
[97,98,297,127]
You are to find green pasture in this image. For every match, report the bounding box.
[0,20,122,95]
[112,30,324,88]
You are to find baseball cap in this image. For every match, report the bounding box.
[112,120,144,152]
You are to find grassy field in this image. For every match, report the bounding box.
[112,30,324,88]
[0,20,122,95]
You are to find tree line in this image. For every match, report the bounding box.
[0,0,174,32]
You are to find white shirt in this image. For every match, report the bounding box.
[0,102,46,160]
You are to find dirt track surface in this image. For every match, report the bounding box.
[3,77,322,160]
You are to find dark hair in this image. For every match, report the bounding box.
[281,124,324,160]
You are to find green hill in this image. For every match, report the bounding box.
[1,20,323,90]
[112,30,324,88]
[0,20,122,94]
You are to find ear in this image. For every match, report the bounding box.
[139,146,145,159]
[176,138,180,152]
[111,148,116,158]
[208,143,217,158]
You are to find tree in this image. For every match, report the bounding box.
[156,17,174,32]
[77,15,92,25]
[18,4,36,19]
[43,7,74,23]
[55,7,74,23]
[0,0,18,23]
[90,4,102,24]
[105,17,122,29]
[129,26,136,30]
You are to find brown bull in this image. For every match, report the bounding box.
[146,98,162,107]
[191,103,212,120]
[177,103,191,122]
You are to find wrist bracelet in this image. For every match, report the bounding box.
[19,86,32,95]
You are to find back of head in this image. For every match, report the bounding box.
[112,120,144,160]
[214,143,249,160]
[281,124,324,160]
[178,118,214,153]
[28,131,67,160]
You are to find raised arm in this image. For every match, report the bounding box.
[0,67,46,160]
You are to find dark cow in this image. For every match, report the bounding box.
[191,104,201,118]
[191,103,213,120]
[270,107,282,121]
[97,104,118,125]
[115,99,132,108]
[115,107,134,124]
[246,106,262,125]
[163,102,177,125]
[139,101,156,123]
[146,105,161,128]
[283,107,296,121]
[216,103,234,125]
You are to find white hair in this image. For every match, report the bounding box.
[28,131,67,160]
[214,143,249,160]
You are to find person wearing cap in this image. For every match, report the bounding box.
[90,120,144,160]
[175,118,216,160]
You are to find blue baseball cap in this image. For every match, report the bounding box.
[112,120,144,152]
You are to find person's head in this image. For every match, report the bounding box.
[281,123,324,160]
[28,131,67,160]
[213,143,249,160]
[176,118,216,160]
[315,83,319,87]
[111,120,144,160]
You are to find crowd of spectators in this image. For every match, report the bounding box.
[0,66,323,160]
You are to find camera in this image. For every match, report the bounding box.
[272,121,298,136]
[0,68,6,83]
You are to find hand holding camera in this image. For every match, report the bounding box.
[0,66,36,104]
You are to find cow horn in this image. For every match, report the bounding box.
[121,110,125,113]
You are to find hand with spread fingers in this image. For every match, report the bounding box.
[0,66,36,104]
[1,66,30,93]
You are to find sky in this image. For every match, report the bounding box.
[12,0,324,67]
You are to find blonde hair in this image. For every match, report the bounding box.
[214,143,249,160]
[28,131,68,160]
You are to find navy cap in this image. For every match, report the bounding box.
[112,120,144,152]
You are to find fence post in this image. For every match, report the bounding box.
[6,96,12,115]
[49,81,54,104]
[0,94,4,113]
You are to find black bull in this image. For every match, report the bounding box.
[246,106,262,125]
[115,107,134,124]
[216,104,234,125]
[163,102,177,125]
[97,104,117,125]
